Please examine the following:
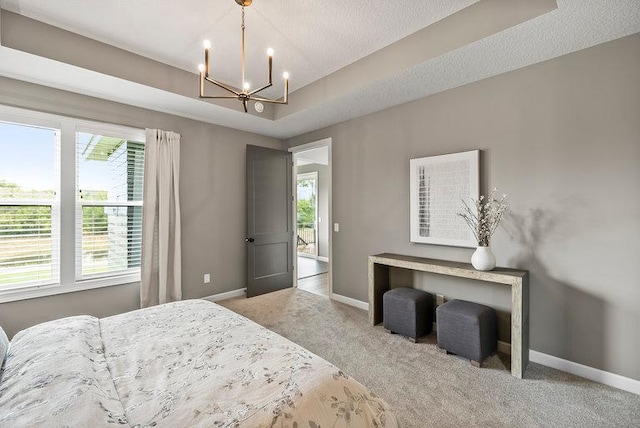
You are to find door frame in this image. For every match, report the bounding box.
[296,171,319,259]
[289,138,332,296]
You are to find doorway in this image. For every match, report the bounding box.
[291,139,332,297]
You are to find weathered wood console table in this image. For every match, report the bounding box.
[368,253,529,378]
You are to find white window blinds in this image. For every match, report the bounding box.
[0,120,60,289]
[0,106,146,301]
[76,130,145,280]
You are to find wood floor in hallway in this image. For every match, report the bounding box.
[297,272,328,297]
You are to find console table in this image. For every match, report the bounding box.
[368,253,529,378]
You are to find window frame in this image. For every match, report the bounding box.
[0,105,144,303]
[74,124,145,283]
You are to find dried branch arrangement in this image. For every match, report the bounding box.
[458,188,508,246]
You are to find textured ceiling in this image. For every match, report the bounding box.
[0,0,477,97]
[295,146,328,166]
[271,0,640,137]
[0,0,639,139]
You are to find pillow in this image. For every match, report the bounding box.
[0,325,9,368]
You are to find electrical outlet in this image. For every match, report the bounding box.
[204,273,211,284]
[436,294,445,306]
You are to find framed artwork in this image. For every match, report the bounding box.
[409,150,479,247]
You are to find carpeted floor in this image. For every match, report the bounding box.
[218,288,640,427]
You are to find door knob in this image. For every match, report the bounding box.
[245,237,255,243]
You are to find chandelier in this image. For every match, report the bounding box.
[198,0,289,113]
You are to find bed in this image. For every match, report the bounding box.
[0,299,397,427]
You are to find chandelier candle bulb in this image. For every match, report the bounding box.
[203,40,211,76]
[198,64,205,96]
[283,73,289,103]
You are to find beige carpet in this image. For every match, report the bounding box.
[218,288,640,427]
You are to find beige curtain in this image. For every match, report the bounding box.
[140,129,182,308]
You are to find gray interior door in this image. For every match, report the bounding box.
[246,145,293,297]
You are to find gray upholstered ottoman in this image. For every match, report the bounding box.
[436,299,497,367]
[383,287,433,342]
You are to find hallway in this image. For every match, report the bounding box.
[296,257,328,279]
[297,273,329,297]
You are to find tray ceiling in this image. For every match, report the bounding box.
[0,0,639,139]
[0,0,477,95]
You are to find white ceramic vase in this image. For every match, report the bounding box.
[471,246,496,271]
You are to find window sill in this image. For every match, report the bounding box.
[0,274,140,304]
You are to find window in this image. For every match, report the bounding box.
[0,105,145,302]
[296,172,318,257]
[0,121,60,290]
[76,130,144,280]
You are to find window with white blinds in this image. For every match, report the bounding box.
[76,131,145,280]
[0,120,60,290]
[0,105,145,302]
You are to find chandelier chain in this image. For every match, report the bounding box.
[241,6,246,91]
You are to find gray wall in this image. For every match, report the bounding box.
[287,34,640,381]
[0,77,283,338]
[296,163,329,259]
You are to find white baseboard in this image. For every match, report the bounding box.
[317,256,329,263]
[202,288,246,302]
[330,293,369,311]
[529,350,640,396]
[498,340,512,355]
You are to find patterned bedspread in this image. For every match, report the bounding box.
[0,299,397,427]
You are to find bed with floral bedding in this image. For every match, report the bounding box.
[0,299,397,427]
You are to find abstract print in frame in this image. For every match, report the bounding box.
[409,150,479,247]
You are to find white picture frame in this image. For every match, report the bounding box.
[409,150,479,247]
